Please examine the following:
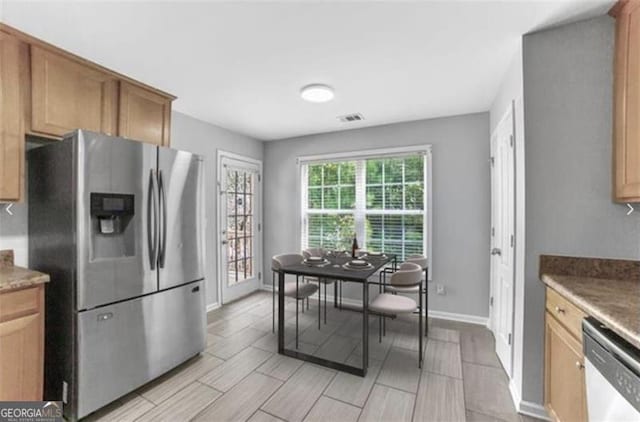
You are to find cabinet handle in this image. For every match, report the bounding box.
[575,361,584,370]
[554,306,565,314]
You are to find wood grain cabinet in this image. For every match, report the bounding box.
[30,46,119,138]
[544,289,588,422]
[0,285,45,400]
[0,23,176,202]
[119,81,172,146]
[612,0,640,201]
[0,32,27,202]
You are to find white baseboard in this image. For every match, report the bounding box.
[509,379,551,420]
[206,302,221,313]
[427,310,489,326]
[261,286,488,326]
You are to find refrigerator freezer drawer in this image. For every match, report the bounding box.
[76,280,205,419]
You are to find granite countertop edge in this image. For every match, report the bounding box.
[0,266,50,293]
[541,273,640,350]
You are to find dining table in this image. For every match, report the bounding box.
[276,253,397,377]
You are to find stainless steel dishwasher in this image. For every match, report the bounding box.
[583,317,640,421]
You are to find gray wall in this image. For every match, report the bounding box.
[522,15,640,404]
[263,113,491,318]
[170,111,264,307]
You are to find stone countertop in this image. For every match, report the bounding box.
[540,255,640,350]
[0,249,50,293]
[541,273,640,350]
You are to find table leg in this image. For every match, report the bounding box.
[362,281,369,375]
[296,275,299,348]
[278,271,285,353]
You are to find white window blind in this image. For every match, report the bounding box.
[300,150,429,261]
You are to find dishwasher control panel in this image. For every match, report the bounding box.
[583,317,640,414]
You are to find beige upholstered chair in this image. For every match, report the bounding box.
[370,262,424,367]
[385,255,428,336]
[272,254,319,348]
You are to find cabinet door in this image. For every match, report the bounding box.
[614,1,640,201]
[118,81,171,146]
[30,46,118,138]
[0,313,43,400]
[0,32,26,202]
[544,313,587,422]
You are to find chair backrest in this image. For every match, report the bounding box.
[405,255,428,270]
[272,253,304,270]
[390,262,423,287]
[302,247,324,259]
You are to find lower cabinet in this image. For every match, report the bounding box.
[544,310,588,422]
[0,285,44,400]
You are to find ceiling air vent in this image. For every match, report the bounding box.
[337,113,364,123]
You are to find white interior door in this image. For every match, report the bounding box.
[218,152,262,304]
[490,104,516,377]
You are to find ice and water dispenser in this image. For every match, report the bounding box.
[90,193,135,258]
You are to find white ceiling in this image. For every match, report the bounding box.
[2,0,614,140]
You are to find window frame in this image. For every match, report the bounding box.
[297,145,432,278]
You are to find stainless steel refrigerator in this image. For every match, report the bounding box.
[28,130,206,421]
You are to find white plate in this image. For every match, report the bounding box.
[342,262,374,271]
[307,256,324,262]
[350,259,368,266]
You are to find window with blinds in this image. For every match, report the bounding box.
[301,151,428,261]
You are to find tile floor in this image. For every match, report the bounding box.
[85,291,542,422]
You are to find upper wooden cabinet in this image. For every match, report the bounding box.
[0,23,176,202]
[30,46,118,138]
[612,0,640,201]
[119,81,171,146]
[0,32,27,202]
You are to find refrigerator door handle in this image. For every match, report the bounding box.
[147,169,158,270]
[158,169,168,268]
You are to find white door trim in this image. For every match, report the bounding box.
[216,150,263,304]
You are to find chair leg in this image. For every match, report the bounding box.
[318,282,321,330]
[419,285,423,368]
[272,271,275,333]
[324,282,327,324]
[425,285,429,336]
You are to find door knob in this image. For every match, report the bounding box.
[491,248,502,256]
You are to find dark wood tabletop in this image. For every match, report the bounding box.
[278,254,396,282]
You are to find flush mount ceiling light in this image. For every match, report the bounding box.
[300,84,334,103]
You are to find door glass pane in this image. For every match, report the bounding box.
[226,168,255,285]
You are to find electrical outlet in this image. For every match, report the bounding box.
[436,284,446,295]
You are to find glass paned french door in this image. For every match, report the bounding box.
[226,169,255,284]
[219,153,262,304]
